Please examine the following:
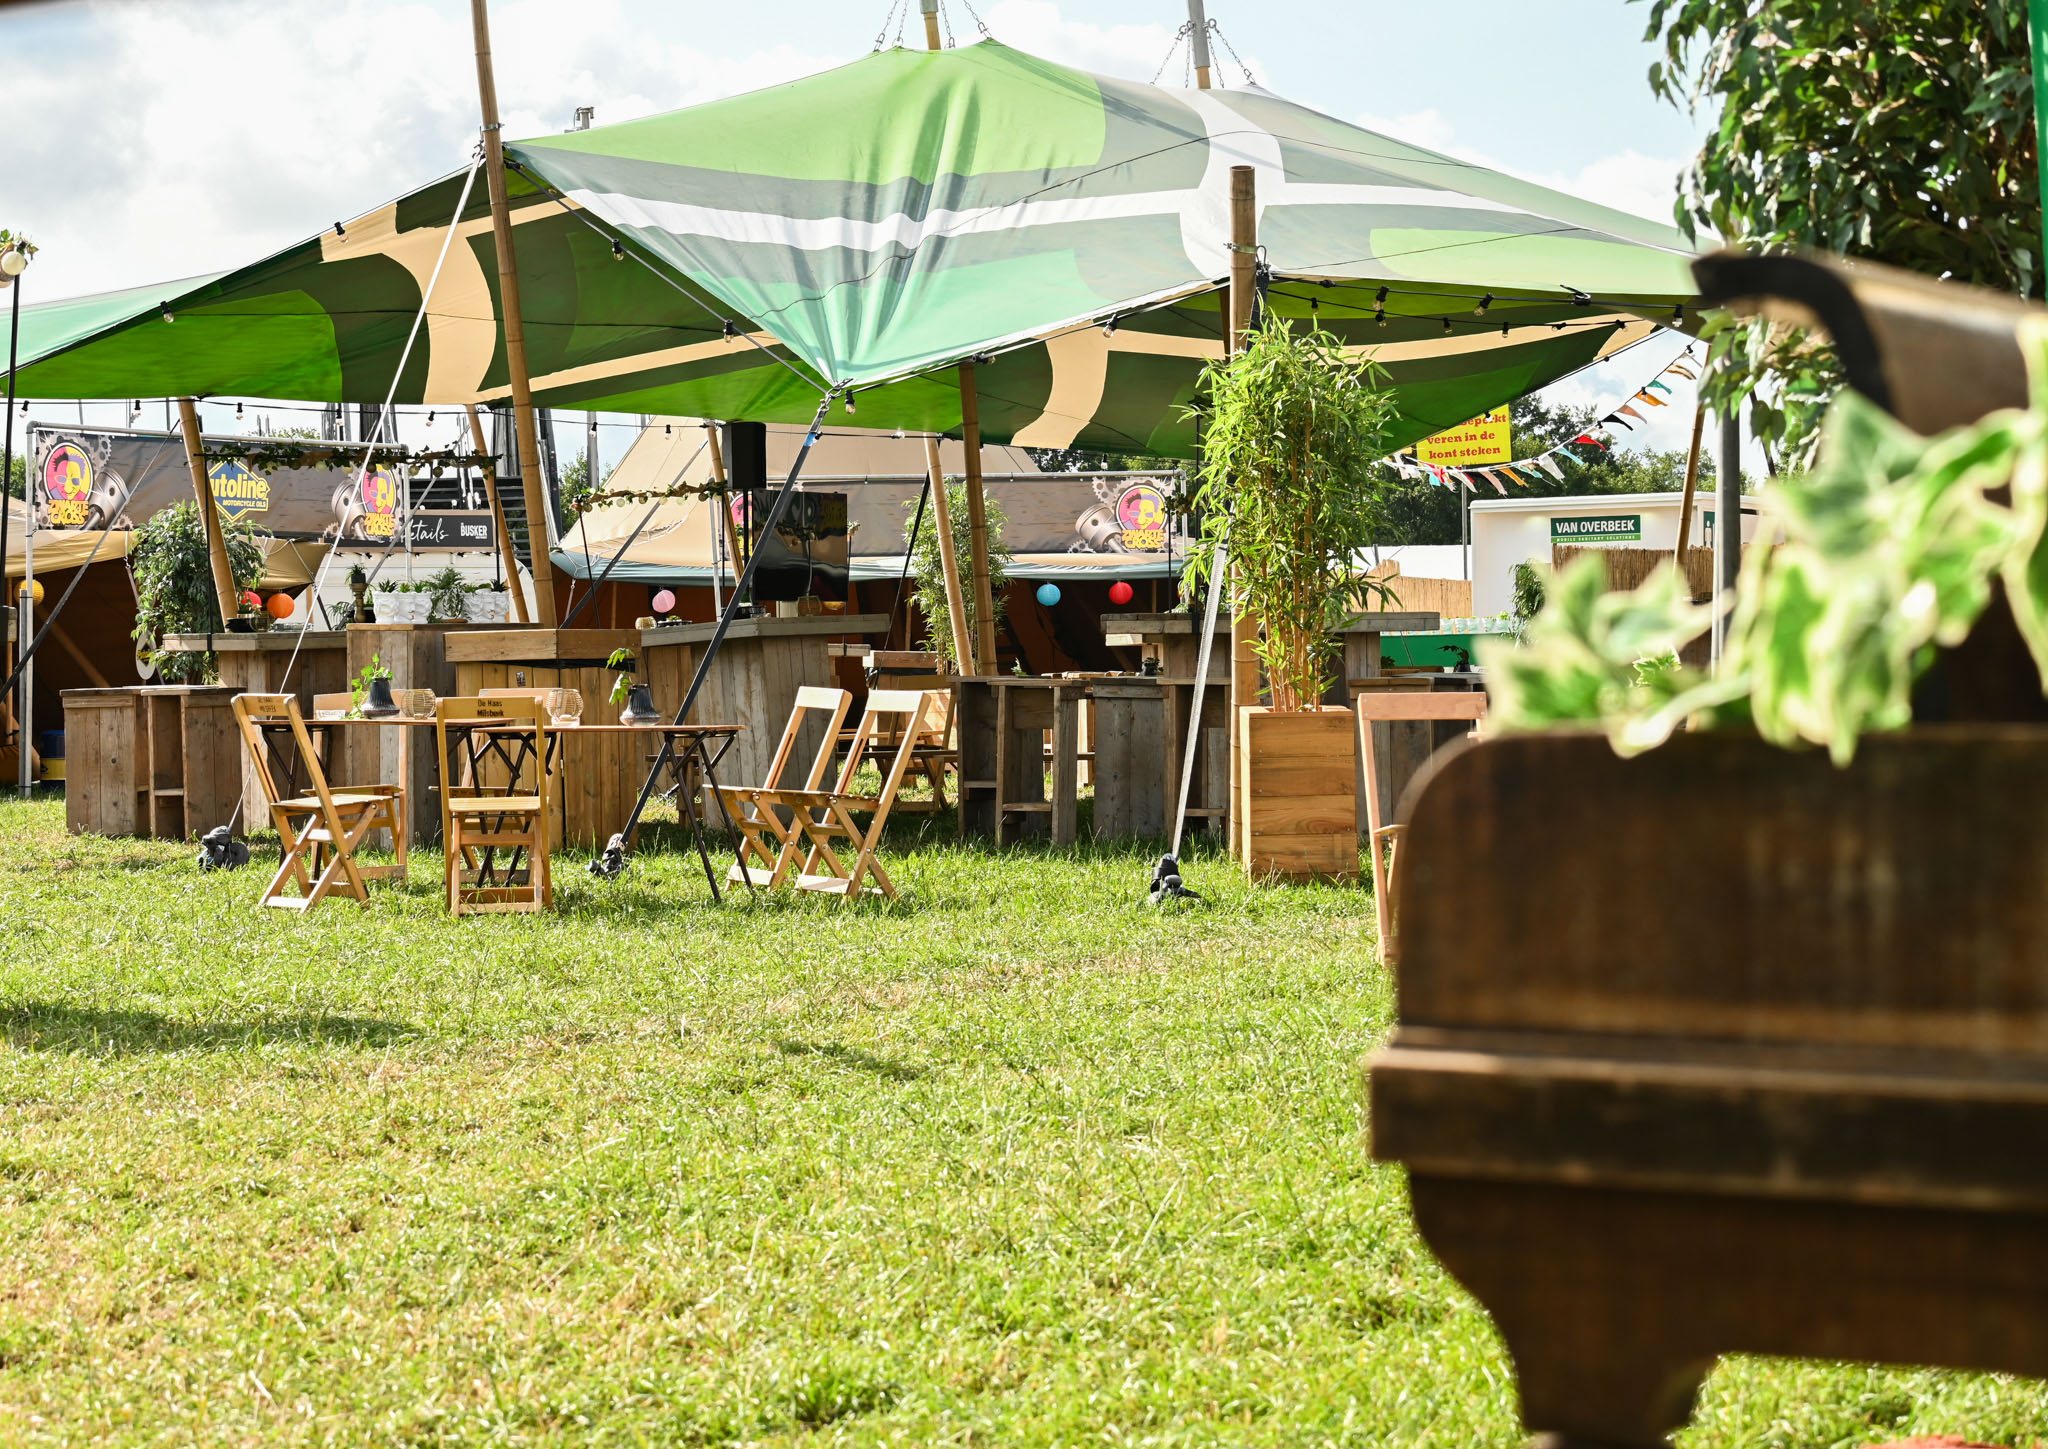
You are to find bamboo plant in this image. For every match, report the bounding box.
[1184,320,1398,711]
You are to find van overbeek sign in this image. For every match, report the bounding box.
[1551,514,1642,542]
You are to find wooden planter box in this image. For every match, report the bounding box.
[1368,728,2048,1447]
[1236,706,1358,881]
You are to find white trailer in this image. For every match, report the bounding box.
[1467,490,1764,617]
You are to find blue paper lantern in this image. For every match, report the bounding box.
[1035,583,1062,608]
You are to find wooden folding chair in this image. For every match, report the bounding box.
[711,685,854,889]
[231,693,406,911]
[435,695,553,915]
[780,689,930,903]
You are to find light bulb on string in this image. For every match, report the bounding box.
[1102,314,1119,336]
[235,401,243,421]
[334,221,346,238]
[842,388,857,415]
[1473,293,1493,317]
[1373,285,1388,327]
[610,238,626,262]
[159,301,174,324]
[1441,317,1453,335]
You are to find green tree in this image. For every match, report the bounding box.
[1638,0,2039,463]
[5,454,21,502]
[130,501,262,682]
[904,482,1010,671]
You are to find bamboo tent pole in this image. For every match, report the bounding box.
[466,403,529,623]
[956,364,1000,672]
[1673,402,1707,578]
[1187,0,1213,89]
[1226,164,1259,865]
[471,0,558,623]
[706,423,745,588]
[920,0,941,50]
[175,398,240,627]
[923,436,977,674]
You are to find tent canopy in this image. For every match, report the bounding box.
[12,40,1696,458]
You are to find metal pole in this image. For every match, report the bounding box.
[1187,0,1213,88]
[14,582,29,795]
[1713,409,1741,665]
[1226,163,1258,864]
[1460,477,1470,581]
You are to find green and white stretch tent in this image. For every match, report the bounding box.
[12,39,1697,457]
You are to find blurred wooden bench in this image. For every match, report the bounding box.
[1370,730,2048,1448]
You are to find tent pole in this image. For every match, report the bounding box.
[1226,164,1258,866]
[1673,401,1706,573]
[921,0,941,50]
[1187,0,1213,89]
[707,422,744,592]
[923,435,977,674]
[599,394,836,878]
[467,402,529,622]
[176,398,240,627]
[957,364,1000,671]
[470,0,558,624]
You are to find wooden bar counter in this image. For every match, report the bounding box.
[444,627,643,849]
[639,613,890,790]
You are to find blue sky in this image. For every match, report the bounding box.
[2,0,1718,458]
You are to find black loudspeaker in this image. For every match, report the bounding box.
[722,421,767,493]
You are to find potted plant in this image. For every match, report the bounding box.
[1186,320,1397,881]
[425,565,474,623]
[353,653,399,718]
[347,564,370,623]
[606,647,662,724]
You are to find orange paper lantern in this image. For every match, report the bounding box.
[265,592,296,620]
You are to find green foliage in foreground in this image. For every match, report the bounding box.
[1488,319,2048,764]
[0,800,2041,1445]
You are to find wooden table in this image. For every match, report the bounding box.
[954,675,1227,844]
[1102,612,1444,838]
[640,614,891,791]
[276,716,743,886]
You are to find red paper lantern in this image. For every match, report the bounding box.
[1108,580,1135,606]
[265,592,296,620]
[240,590,262,612]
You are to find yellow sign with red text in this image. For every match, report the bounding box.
[1414,408,1511,466]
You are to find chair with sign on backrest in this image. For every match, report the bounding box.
[230,693,404,911]
[711,686,853,889]
[434,694,553,916]
[779,688,930,903]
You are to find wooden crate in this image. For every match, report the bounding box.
[60,688,148,836]
[1236,706,1358,881]
[163,632,351,824]
[140,686,241,842]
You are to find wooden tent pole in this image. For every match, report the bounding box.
[706,423,744,583]
[1187,0,1213,89]
[956,363,999,672]
[921,0,941,50]
[175,398,240,627]
[470,0,558,623]
[1226,164,1258,865]
[1673,402,1707,577]
[923,436,976,674]
[466,403,528,623]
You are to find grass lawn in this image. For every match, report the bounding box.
[0,794,2042,1446]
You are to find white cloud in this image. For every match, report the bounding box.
[5,0,842,302]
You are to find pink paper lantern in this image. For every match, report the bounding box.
[651,589,677,614]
